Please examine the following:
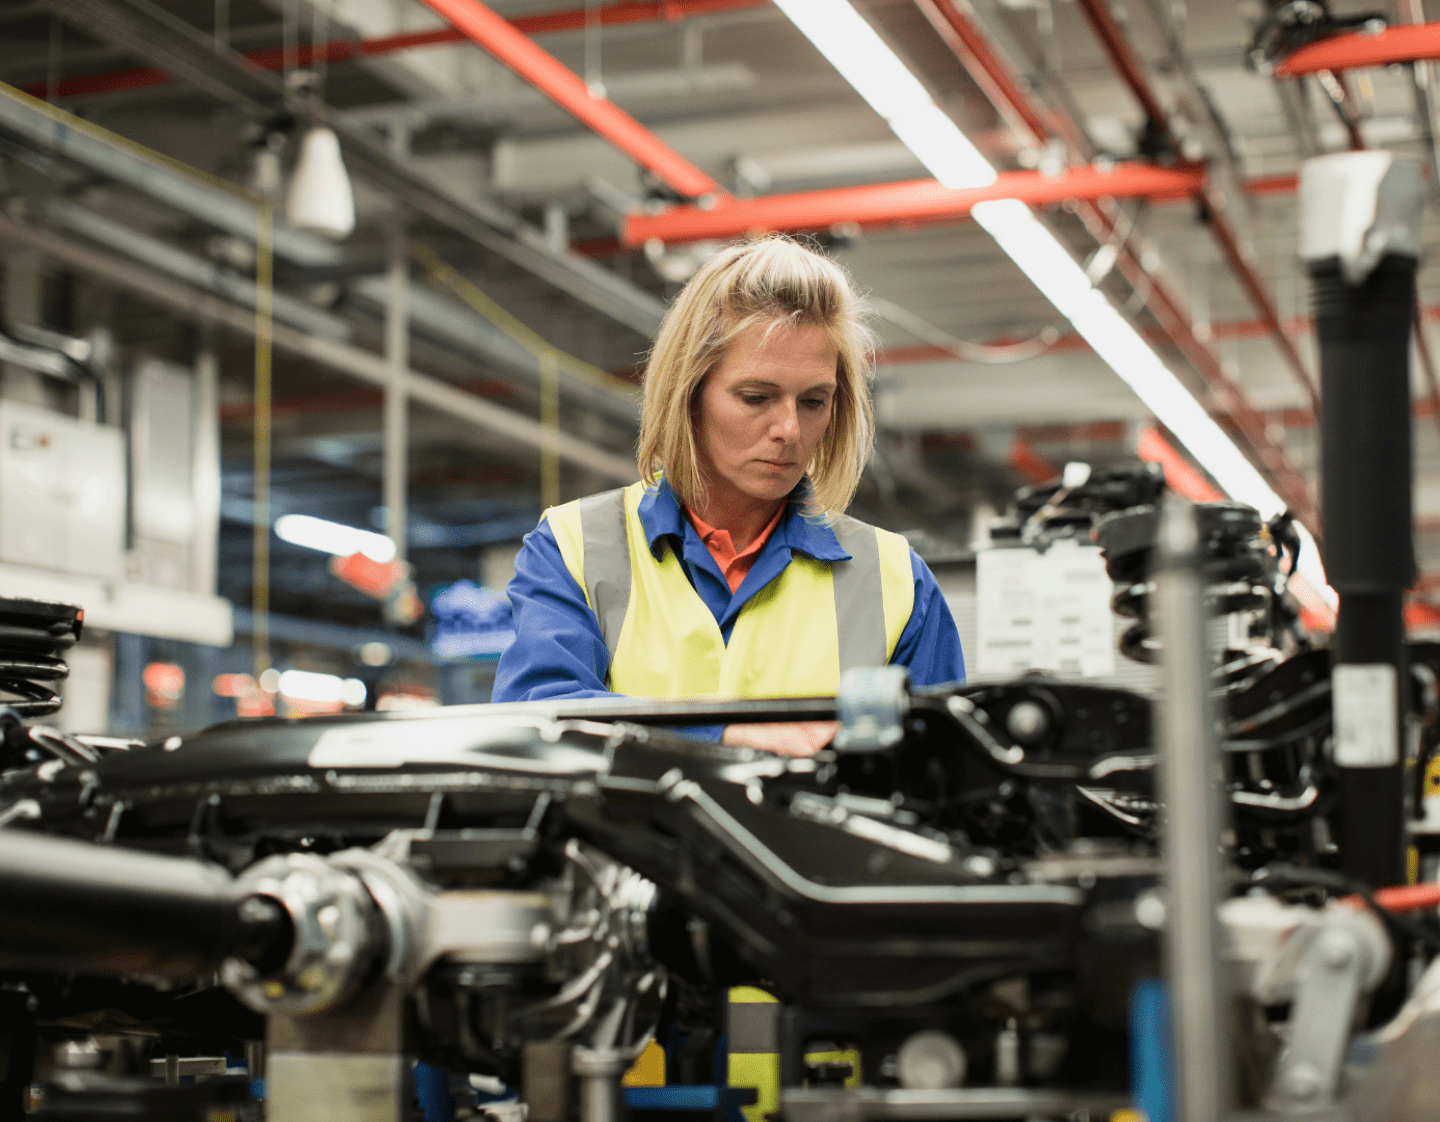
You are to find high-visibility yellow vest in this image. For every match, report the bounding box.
[545,481,914,696]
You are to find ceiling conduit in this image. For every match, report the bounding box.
[35,0,769,101]
[622,163,1207,244]
[1070,0,1321,418]
[912,0,1320,530]
[415,0,726,201]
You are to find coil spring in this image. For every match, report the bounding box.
[0,598,82,719]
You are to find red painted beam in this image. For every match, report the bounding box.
[1135,423,1223,502]
[27,0,764,101]
[414,0,721,200]
[1273,21,1440,77]
[1008,436,1058,485]
[622,163,1205,246]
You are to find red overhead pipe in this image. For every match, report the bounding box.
[911,0,1320,529]
[414,0,722,200]
[1070,0,1321,417]
[1070,0,1167,126]
[27,0,764,102]
[1274,20,1440,76]
[1135,423,1223,502]
[623,163,1207,246]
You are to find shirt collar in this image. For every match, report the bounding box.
[637,476,850,562]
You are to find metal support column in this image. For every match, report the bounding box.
[1156,495,1229,1122]
[384,219,409,566]
[1301,152,1425,889]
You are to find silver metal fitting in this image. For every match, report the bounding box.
[222,852,377,1016]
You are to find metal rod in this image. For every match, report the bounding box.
[1302,152,1424,888]
[1155,494,1229,1122]
[384,217,409,567]
[252,201,273,680]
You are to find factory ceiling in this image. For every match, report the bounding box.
[1,0,1439,630]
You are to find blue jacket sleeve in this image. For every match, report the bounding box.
[889,551,966,687]
[493,520,616,703]
[492,521,726,741]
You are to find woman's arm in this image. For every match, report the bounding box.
[492,521,618,703]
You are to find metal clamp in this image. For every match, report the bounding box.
[832,666,910,753]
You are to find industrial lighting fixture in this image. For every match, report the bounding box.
[277,669,368,707]
[274,513,397,563]
[771,0,1334,605]
[285,126,356,240]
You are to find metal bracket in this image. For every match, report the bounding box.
[1269,908,1390,1110]
[832,666,910,753]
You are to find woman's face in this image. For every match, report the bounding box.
[692,321,838,513]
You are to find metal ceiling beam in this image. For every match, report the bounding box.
[1069,0,1321,418]
[41,198,351,341]
[29,0,768,100]
[0,212,640,484]
[0,83,340,267]
[1274,21,1440,76]
[911,0,1320,530]
[32,193,641,425]
[38,0,669,336]
[624,163,1206,245]
[414,0,724,201]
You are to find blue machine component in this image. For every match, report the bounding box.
[1130,979,1173,1122]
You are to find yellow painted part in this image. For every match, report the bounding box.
[622,1040,666,1087]
[1426,753,1440,797]
[804,1049,862,1090]
[727,1052,778,1122]
[729,986,779,1004]
[1410,844,1421,886]
[1110,1111,1146,1122]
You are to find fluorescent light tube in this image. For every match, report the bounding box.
[771,0,1334,603]
[275,513,398,563]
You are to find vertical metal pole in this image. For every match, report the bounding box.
[1301,152,1425,889]
[540,350,560,510]
[192,334,221,598]
[252,202,273,680]
[384,221,408,565]
[1156,495,1228,1122]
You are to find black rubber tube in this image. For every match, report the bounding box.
[1311,254,1416,889]
[0,829,287,979]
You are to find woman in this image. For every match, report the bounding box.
[493,237,964,755]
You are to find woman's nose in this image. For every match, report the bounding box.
[772,400,801,440]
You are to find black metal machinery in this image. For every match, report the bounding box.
[3,152,1440,1122]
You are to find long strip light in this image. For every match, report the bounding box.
[275,514,398,563]
[772,0,1335,607]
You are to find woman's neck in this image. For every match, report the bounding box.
[689,491,786,554]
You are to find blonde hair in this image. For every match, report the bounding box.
[636,237,875,517]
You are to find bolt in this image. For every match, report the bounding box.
[1285,1063,1323,1100]
[1320,930,1355,969]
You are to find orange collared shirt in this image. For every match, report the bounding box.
[684,503,786,595]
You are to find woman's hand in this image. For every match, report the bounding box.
[721,720,838,757]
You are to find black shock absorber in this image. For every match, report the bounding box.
[0,597,82,718]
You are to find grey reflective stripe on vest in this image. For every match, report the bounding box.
[577,488,632,654]
[828,514,888,671]
[578,492,889,673]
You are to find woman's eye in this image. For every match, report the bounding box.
[739,394,768,405]
[802,397,830,410]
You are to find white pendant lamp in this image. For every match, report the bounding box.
[285,126,355,240]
